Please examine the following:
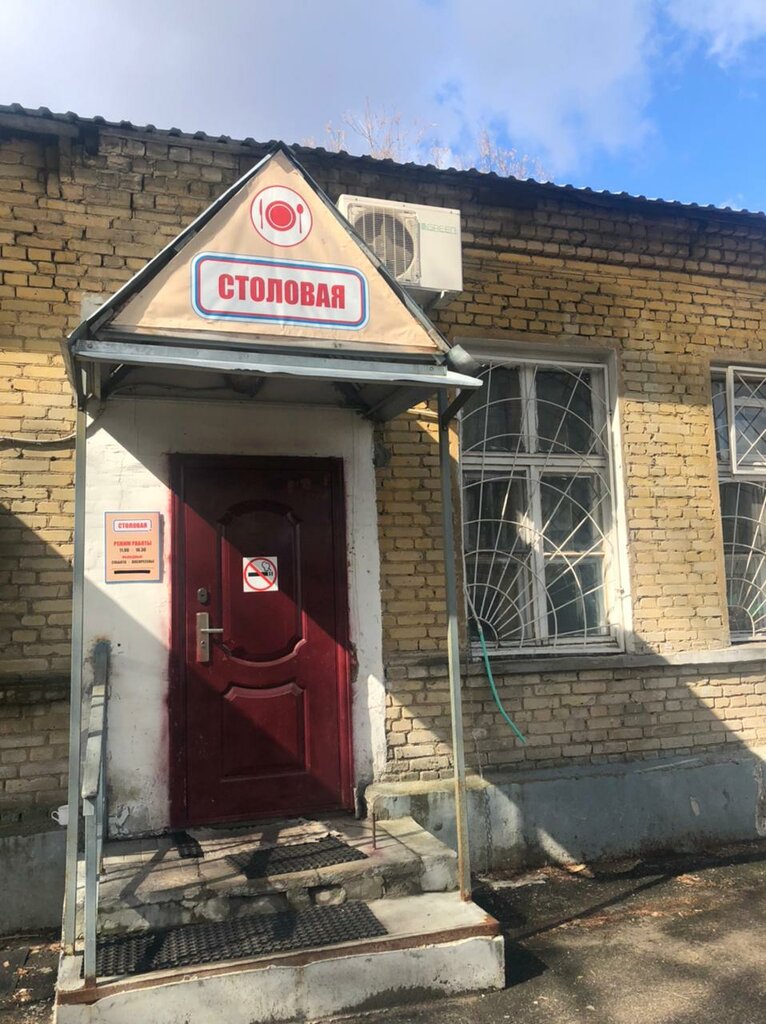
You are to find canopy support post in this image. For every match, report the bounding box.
[437,389,471,899]
[63,403,87,951]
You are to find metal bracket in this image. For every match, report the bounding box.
[439,387,476,426]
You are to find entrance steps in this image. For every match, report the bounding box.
[95,815,457,935]
[56,892,504,1024]
[56,816,504,1022]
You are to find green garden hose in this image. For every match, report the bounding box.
[465,590,527,743]
[474,618,527,744]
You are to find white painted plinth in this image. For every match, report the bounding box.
[57,936,504,1024]
[56,894,505,1024]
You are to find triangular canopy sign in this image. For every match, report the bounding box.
[105,147,447,357]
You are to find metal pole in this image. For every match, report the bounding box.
[83,801,97,985]
[63,403,87,951]
[438,390,471,899]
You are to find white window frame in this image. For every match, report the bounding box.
[714,366,766,642]
[459,351,628,657]
[726,365,766,476]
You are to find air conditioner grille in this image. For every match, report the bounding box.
[352,211,416,279]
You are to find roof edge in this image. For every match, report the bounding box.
[2,102,766,225]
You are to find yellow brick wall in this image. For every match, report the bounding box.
[2,117,766,800]
[375,405,446,652]
[1,136,77,682]
[384,660,766,780]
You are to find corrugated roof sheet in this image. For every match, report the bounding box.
[1,101,764,223]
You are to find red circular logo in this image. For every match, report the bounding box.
[265,201,296,231]
[251,186,312,247]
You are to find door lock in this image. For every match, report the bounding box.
[196,611,223,663]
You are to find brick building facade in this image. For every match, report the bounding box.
[1,105,765,862]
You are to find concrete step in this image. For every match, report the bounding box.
[56,892,504,1024]
[95,815,457,935]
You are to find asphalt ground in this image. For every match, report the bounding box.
[351,839,766,1024]
[0,933,57,1023]
[1,840,765,1023]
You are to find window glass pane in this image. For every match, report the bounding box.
[539,474,604,552]
[535,369,600,454]
[732,371,766,468]
[466,557,533,647]
[711,377,729,464]
[463,472,526,553]
[734,406,766,467]
[463,472,533,646]
[545,558,608,639]
[720,481,766,638]
[734,374,766,402]
[461,366,523,454]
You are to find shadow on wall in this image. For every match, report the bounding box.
[0,506,325,934]
[1,452,368,843]
[373,642,766,874]
[79,397,384,834]
[371,409,766,871]
[0,502,171,835]
[2,398,766,877]
[0,493,75,931]
[0,502,72,824]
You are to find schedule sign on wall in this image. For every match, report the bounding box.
[104,512,162,583]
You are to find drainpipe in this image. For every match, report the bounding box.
[63,403,87,951]
[437,389,471,899]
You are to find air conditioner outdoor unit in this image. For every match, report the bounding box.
[337,195,463,302]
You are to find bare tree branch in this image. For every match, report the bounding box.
[475,128,547,180]
[305,102,549,181]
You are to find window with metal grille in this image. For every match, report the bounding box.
[712,369,766,640]
[460,360,623,654]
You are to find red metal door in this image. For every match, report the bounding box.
[171,456,352,826]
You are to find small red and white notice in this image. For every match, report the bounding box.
[242,556,279,593]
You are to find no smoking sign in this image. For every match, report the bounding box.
[242,556,279,593]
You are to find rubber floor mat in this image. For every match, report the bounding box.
[94,901,386,978]
[170,831,204,859]
[230,834,366,878]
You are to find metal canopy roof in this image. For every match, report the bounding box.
[61,142,483,422]
[68,336,481,422]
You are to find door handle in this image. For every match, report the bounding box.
[196,611,223,663]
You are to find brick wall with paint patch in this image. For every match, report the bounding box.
[0,680,69,818]
[1,108,766,811]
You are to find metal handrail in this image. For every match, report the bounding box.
[81,640,109,986]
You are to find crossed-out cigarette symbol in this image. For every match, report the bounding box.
[243,557,277,591]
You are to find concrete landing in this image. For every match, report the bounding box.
[95,815,457,934]
[55,892,504,1023]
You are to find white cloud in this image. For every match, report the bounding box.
[719,192,748,210]
[665,0,766,63]
[0,0,659,177]
[432,0,656,174]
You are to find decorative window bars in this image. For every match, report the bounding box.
[460,360,623,654]
[713,369,766,640]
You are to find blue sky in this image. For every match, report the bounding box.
[3,1,766,211]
